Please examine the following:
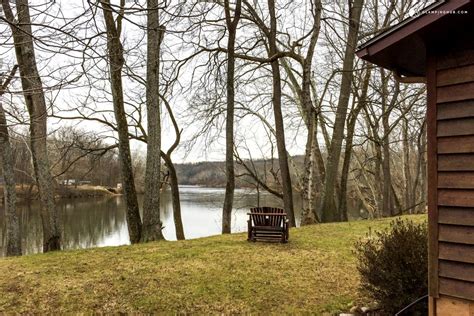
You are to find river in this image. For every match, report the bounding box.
[0,186,301,256]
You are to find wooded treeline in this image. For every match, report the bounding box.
[0,0,428,256]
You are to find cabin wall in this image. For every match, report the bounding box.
[429,47,474,314]
[433,296,474,316]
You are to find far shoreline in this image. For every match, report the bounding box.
[0,184,118,204]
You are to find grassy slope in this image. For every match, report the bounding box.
[0,214,426,314]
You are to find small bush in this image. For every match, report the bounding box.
[354,218,428,315]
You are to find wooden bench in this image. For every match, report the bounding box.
[247,207,289,243]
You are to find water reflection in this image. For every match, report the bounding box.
[0,186,294,256]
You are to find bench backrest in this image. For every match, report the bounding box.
[250,207,285,227]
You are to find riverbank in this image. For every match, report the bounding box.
[55,184,119,199]
[0,184,118,203]
[0,214,426,314]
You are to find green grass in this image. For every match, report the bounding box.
[0,214,426,314]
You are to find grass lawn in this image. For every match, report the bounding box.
[0,214,426,314]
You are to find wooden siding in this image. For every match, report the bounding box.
[438,154,474,171]
[439,278,474,301]
[437,49,474,72]
[438,118,474,137]
[437,100,474,120]
[439,261,474,282]
[439,190,474,207]
[435,296,474,316]
[437,64,474,87]
[438,242,474,264]
[437,81,474,103]
[438,135,474,154]
[435,48,474,302]
[439,225,474,244]
[438,172,474,189]
[439,207,474,226]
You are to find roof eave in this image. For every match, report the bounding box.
[356,0,471,74]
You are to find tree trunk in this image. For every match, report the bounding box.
[100,0,142,244]
[169,166,185,241]
[0,66,21,256]
[380,71,400,217]
[319,0,364,222]
[381,93,393,217]
[222,0,242,234]
[402,117,414,212]
[160,88,185,240]
[339,68,370,221]
[339,118,355,222]
[300,0,322,226]
[268,0,296,227]
[142,0,165,242]
[162,154,185,240]
[380,134,397,217]
[373,140,384,217]
[301,111,318,225]
[313,126,326,184]
[2,0,61,252]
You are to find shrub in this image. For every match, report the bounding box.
[354,218,428,315]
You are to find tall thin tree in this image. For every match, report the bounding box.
[267,0,296,226]
[142,0,165,242]
[100,0,142,243]
[222,0,242,234]
[319,0,364,222]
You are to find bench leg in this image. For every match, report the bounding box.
[247,220,251,241]
[248,220,256,242]
[283,224,289,243]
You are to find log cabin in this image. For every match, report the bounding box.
[356,0,474,315]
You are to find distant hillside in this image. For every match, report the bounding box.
[174,156,304,188]
[175,161,227,187]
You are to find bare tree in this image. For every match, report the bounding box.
[265,0,295,226]
[319,0,364,222]
[338,64,371,220]
[280,0,323,225]
[100,0,142,243]
[160,94,185,240]
[0,65,21,256]
[2,0,61,251]
[222,0,242,234]
[142,0,165,242]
